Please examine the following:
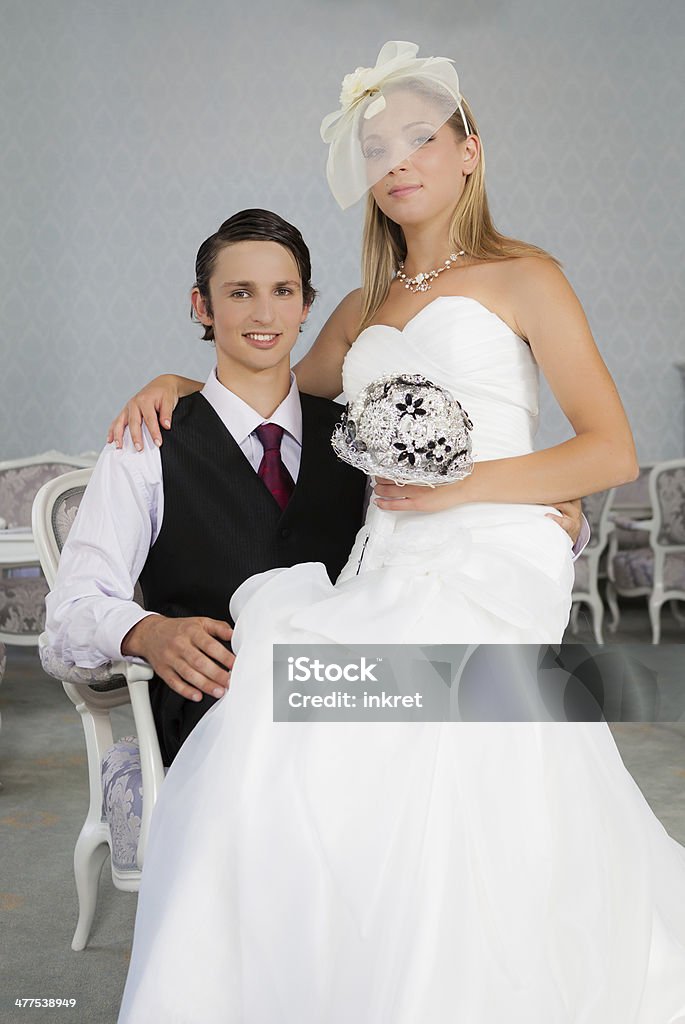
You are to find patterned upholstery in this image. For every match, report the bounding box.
[101,739,169,871]
[51,486,85,553]
[612,549,685,591]
[39,644,123,688]
[0,458,94,642]
[0,574,49,638]
[101,738,144,871]
[0,462,83,528]
[655,466,685,546]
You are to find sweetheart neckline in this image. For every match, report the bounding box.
[353,295,527,345]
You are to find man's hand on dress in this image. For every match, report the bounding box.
[121,614,235,702]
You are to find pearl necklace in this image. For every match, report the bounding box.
[396,250,466,293]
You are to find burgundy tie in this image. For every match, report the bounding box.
[255,423,295,511]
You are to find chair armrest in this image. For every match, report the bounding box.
[38,636,163,869]
[122,661,165,868]
[39,638,122,686]
[612,516,654,532]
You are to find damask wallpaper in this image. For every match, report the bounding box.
[1,0,683,461]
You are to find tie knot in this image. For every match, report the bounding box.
[255,422,285,452]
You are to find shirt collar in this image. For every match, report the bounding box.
[201,368,302,446]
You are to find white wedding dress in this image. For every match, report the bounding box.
[119,297,685,1023]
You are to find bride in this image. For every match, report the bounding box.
[117,42,685,1023]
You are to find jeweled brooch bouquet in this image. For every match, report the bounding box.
[331,373,474,485]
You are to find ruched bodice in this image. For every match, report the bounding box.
[343,296,539,461]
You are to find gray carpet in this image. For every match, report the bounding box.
[1,615,684,1024]
[1,649,136,1024]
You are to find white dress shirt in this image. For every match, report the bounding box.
[45,369,303,668]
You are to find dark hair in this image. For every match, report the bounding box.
[191,208,317,341]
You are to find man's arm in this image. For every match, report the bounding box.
[45,436,162,667]
[44,431,234,702]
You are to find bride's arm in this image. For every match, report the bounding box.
[375,259,638,512]
[293,288,361,397]
[107,290,361,449]
[107,374,203,450]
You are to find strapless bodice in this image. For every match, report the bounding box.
[342,296,539,462]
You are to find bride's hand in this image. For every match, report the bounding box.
[373,477,467,513]
[373,481,584,546]
[106,374,203,451]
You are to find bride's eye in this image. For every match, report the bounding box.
[362,145,386,161]
[412,135,435,147]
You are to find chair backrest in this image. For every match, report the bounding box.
[580,487,616,552]
[31,469,93,588]
[0,452,96,530]
[649,459,685,548]
[612,463,654,516]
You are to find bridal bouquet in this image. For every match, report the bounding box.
[331,373,474,485]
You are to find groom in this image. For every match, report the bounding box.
[46,209,586,766]
[45,210,367,765]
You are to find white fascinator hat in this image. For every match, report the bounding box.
[320,41,470,210]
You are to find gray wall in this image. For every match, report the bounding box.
[2,0,684,460]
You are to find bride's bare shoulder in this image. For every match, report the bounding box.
[491,254,565,290]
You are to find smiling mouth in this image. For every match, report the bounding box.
[389,184,422,197]
[243,332,281,346]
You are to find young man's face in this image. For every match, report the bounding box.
[192,240,308,376]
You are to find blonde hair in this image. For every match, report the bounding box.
[359,97,560,331]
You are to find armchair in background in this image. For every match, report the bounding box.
[0,452,95,646]
[607,459,685,644]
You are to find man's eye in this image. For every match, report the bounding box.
[230,290,250,298]
[275,288,294,296]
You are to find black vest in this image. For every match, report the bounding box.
[139,390,367,624]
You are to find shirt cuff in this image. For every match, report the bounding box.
[93,605,159,664]
[571,514,591,561]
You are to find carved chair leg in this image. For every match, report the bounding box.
[648,597,662,646]
[606,582,620,633]
[71,825,110,951]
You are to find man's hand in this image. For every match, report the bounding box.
[545,499,583,546]
[122,614,234,703]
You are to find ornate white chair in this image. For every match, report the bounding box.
[606,459,685,644]
[32,468,164,950]
[569,488,616,644]
[0,452,96,646]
